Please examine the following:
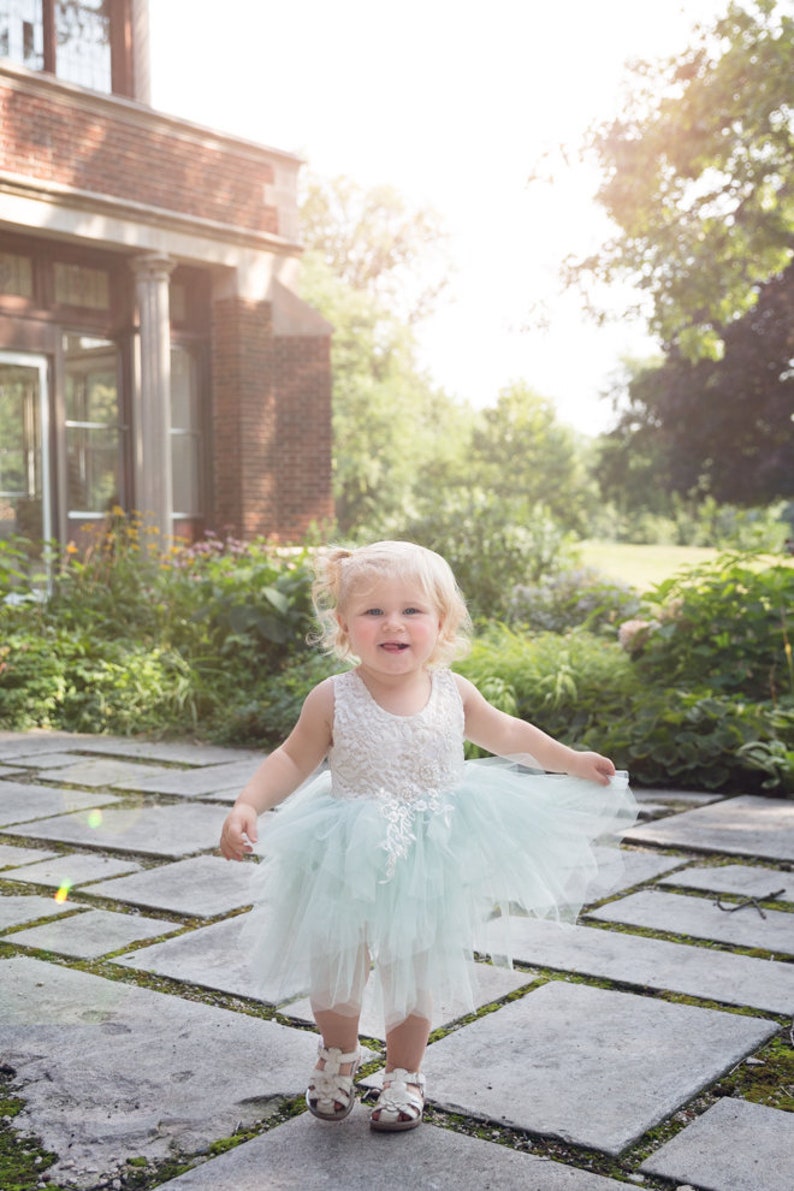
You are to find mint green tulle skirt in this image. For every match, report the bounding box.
[241,762,637,1028]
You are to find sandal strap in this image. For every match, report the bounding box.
[375,1068,425,1119]
[307,1044,360,1106]
[315,1043,360,1074]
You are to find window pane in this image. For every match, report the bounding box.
[0,251,34,297]
[0,1,44,70]
[170,346,199,429]
[171,433,200,516]
[55,0,110,92]
[64,333,122,514]
[54,261,110,309]
[170,345,202,516]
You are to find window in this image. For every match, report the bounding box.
[170,345,203,518]
[54,261,110,310]
[0,250,34,298]
[64,333,123,515]
[54,0,111,92]
[0,1,130,95]
[0,1,43,69]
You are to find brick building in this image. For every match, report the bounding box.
[0,0,333,552]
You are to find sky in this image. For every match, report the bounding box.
[148,0,731,436]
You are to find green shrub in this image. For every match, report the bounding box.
[508,566,640,635]
[397,495,578,621]
[589,689,794,795]
[0,630,206,735]
[630,553,794,701]
[456,625,639,744]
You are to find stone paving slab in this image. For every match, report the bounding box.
[491,918,794,1015]
[283,960,537,1040]
[40,757,178,788]
[1,750,117,770]
[158,1109,628,1191]
[659,862,793,901]
[625,794,794,862]
[115,916,275,1001]
[1,851,142,888]
[0,731,95,758]
[640,1096,794,1190]
[0,894,74,931]
[0,955,329,1190]
[8,908,181,959]
[0,765,24,777]
[79,737,263,766]
[588,889,794,954]
[86,855,255,916]
[0,782,122,828]
[7,852,141,889]
[634,789,724,806]
[114,758,262,797]
[0,843,58,869]
[593,847,686,895]
[373,981,777,1156]
[8,801,225,857]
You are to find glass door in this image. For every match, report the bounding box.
[0,352,52,548]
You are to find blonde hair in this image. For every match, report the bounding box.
[312,540,472,666]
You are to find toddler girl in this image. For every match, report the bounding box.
[220,540,636,1132]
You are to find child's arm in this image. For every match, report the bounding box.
[455,674,615,785]
[219,679,334,860]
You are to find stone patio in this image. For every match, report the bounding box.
[0,730,792,1191]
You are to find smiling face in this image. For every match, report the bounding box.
[337,575,443,679]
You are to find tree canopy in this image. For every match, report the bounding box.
[570,0,794,359]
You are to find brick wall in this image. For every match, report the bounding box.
[0,73,279,235]
[211,296,277,538]
[274,335,334,539]
[211,297,333,542]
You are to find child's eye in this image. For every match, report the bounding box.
[363,608,383,616]
[405,607,424,615]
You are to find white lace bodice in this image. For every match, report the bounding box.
[328,668,466,874]
[329,668,466,801]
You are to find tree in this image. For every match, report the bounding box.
[468,383,596,534]
[570,0,794,358]
[612,263,794,503]
[300,174,451,325]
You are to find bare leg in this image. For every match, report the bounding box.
[384,1013,431,1074]
[307,946,369,1115]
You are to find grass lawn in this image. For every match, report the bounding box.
[578,540,719,592]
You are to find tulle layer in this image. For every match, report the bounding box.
[241,761,637,1027]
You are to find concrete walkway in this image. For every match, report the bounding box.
[0,729,792,1191]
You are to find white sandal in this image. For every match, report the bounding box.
[370,1068,425,1132]
[306,1043,361,1121]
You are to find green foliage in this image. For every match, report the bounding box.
[457,625,638,743]
[592,689,794,794]
[633,552,794,701]
[508,567,640,635]
[0,630,202,735]
[574,0,794,354]
[0,526,317,737]
[398,493,579,621]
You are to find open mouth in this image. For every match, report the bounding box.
[381,642,409,652]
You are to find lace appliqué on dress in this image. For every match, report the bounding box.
[377,786,454,880]
[329,669,465,879]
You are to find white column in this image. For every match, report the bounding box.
[131,253,175,544]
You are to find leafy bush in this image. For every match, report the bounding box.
[508,566,640,635]
[589,689,794,795]
[397,494,578,620]
[629,553,794,701]
[0,630,206,735]
[456,625,639,744]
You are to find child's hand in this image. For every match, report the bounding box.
[220,804,259,860]
[567,751,616,786]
